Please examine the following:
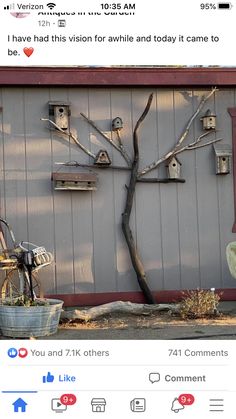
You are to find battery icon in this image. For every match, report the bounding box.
[218,2,232,8]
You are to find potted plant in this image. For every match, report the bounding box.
[0,218,63,338]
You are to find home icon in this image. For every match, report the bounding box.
[91,398,106,412]
[12,398,28,413]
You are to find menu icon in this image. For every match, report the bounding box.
[209,398,224,412]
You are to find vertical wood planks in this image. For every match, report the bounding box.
[134,90,164,291]
[174,90,200,290]
[50,87,74,294]
[88,89,117,293]
[23,88,55,293]
[215,89,236,287]
[1,88,28,243]
[194,89,221,289]
[157,89,181,290]
[110,89,135,291]
[0,86,235,296]
[68,88,95,293]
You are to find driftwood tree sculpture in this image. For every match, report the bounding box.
[42,87,222,304]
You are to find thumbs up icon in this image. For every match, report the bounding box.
[42,372,55,383]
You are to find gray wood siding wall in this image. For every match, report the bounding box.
[0,87,235,294]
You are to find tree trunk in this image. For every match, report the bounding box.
[122,94,156,304]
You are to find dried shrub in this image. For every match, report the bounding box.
[179,289,221,319]
[0,296,50,307]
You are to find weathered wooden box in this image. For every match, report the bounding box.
[213,143,232,175]
[166,156,182,179]
[51,172,97,191]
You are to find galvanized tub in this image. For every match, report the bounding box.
[0,298,63,338]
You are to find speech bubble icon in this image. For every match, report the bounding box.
[149,372,160,383]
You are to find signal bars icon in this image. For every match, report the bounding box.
[47,2,56,9]
[4,3,14,10]
[4,2,56,10]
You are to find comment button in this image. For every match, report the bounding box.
[149,372,160,383]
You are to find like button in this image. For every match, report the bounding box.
[42,372,55,383]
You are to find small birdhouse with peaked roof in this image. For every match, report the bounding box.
[166,156,182,179]
[201,109,216,130]
[213,143,232,175]
[94,150,111,166]
[112,117,123,131]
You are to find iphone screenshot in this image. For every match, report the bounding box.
[0,0,235,417]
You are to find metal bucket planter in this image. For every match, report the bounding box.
[0,299,63,338]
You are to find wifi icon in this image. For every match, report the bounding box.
[47,2,56,9]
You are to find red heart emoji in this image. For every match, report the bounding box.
[23,47,34,57]
[18,347,28,358]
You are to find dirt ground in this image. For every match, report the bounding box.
[53,302,236,339]
[59,310,236,331]
[2,302,236,340]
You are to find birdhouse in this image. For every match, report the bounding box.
[94,150,111,166]
[213,143,232,175]
[48,101,71,130]
[166,156,182,179]
[112,117,123,131]
[51,172,97,191]
[201,109,216,130]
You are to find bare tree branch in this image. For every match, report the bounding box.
[175,138,222,154]
[122,93,156,304]
[173,87,217,150]
[80,112,132,166]
[115,130,132,165]
[185,131,215,147]
[60,301,180,322]
[41,118,96,159]
[172,130,222,154]
[138,87,218,177]
[115,130,123,147]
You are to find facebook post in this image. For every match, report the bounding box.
[0,0,235,417]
